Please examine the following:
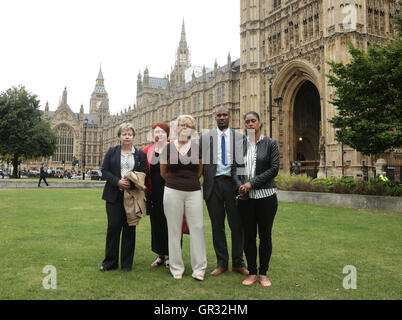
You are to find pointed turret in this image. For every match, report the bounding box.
[173,19,191,87]
[227,52,232,72]
[62,87,67,105]
[90,65,109,114]
[143,66,149,87]
[97,65,104,80]
[137,71,143,93]
[180,18,186,42]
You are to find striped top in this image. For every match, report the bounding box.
[245,134,277,199]
[121,146,135,178]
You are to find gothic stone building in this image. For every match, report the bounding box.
[36,0,400,180]
[240,0,400,179]
[38,21,241,172]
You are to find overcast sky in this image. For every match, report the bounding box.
[0,0,240,115]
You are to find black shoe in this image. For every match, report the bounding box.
[100,265,117,271]
[121,267,131,272]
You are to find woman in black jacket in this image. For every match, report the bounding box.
[232,111,280,287]
[100,123,148,272]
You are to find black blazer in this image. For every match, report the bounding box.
[201,128,245,201]
[231,136,280,194]
[101,145,148,203]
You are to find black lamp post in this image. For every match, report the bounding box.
[266,66,275,138]
[83,118,88,180]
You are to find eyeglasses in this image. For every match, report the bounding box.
[178,123,193,129]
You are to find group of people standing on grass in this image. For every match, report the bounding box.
[99,106,279,287]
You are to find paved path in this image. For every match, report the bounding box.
[0,179,105,188]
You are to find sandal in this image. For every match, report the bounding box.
[151,256,165,267]
[242,275,258,286]
[258,275,272,287]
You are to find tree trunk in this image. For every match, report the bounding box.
[12,154,19,179]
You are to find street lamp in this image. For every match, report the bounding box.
[265,66,275,138]
[83,118,88,180]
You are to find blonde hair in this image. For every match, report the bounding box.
[170,115,199,140]
[117,122,136,137]
[177,114,196,129]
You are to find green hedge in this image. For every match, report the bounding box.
[275,173,402,197]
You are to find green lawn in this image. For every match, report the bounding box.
[0,188,401,300]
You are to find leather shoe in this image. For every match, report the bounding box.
[100,265,117,271]
[232,267,250,276]
[121,268,131,272]
[210,266,228,276]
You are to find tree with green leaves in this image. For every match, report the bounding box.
[0,86,58,178]
[327,15,402,156]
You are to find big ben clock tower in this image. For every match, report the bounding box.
[90,66,109,114]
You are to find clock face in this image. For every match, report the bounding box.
[180,53,186,62]
[96,101,102,108]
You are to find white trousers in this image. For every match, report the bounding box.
[163,186,207,277]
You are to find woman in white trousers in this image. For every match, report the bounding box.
[161,115,207,281]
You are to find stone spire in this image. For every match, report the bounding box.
[62,87,67,105]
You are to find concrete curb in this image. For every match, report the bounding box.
[1,180,400,213]
[0,180,105,189]
[277,190,402,213]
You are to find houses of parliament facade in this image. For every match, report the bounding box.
[36,0,401,180]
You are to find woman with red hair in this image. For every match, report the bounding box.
[142,122,171,268]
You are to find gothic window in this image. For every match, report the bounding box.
[209,93,213,109]
[178,102,182,116]
[222,85,225,104]
[198,94,201,111]
[274,0,281,8]
[314,14,319,37]
[54,125,74,163]
[217,88,222,105]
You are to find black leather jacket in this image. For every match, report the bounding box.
[231,135,280,193]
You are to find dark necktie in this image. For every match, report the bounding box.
[221,134,227,166]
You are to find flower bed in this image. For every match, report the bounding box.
[275,173,402,197]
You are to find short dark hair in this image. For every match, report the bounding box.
[243,111,260,121]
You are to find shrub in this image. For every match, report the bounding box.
[311,178,334,192]
[274,172,402,197]
[333,178,357,194]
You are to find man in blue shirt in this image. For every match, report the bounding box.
[201,106,248,276]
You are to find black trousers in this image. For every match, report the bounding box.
[38,176,48,186]
[206,177,245,268]
[237,194,278,275]
[102,191,136,269]
[150,201,169,256]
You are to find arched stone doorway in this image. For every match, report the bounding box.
[271,59,323,177]
[293,81,321,177]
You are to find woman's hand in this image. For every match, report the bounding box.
[238,182,252,196]
[117,179,131,190]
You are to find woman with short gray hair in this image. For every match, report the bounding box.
[100,122,148,272]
